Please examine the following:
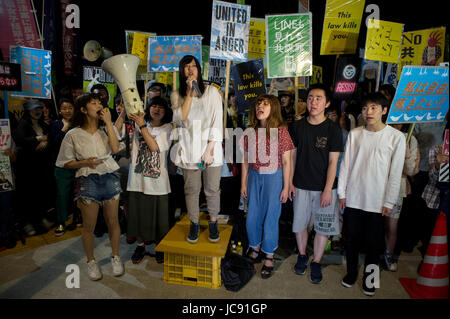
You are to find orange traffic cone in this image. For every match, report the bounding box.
[399,212,449,299]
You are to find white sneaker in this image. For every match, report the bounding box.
[111,255,124,277]
[87,260,102,281]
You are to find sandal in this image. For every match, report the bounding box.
[246,247,262,264]
[261,256,274,279]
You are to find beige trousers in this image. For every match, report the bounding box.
[182,166,221,223]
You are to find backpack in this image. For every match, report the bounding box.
[221,252,255,292]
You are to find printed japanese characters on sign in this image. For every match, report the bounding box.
[9,47,52,99]
[320,0,366,55]
[266,13,313,78]
[210,0,251,62]
[0,62,22,91]
[148,36,202,72]
[0,0,40,61]
[387,66,449,124]
[83,66,117,109]
[364,19,404,64]
[248,18,266,60]
[399,27,446,80]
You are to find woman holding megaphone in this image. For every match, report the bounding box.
[56,93,124,281]
[170,55,223,244]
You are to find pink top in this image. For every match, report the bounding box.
[240,126,294,173]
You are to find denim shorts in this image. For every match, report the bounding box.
[75,172,122,205]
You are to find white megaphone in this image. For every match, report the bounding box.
[84,40,114,62]
[101,54,144,115]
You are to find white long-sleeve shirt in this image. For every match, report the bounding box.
[170,85,223,169]
[337,125,406,213]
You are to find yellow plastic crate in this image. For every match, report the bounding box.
[155,214,233,289]
[163,253,222,289]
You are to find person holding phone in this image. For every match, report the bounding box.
[56,93,124,281]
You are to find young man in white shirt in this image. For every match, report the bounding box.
[337,92,406,296]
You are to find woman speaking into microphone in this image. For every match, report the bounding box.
[170,54,223,244]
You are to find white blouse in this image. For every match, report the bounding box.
[127,123,172,195]
[56,127,120,178]
[170,85,223,170]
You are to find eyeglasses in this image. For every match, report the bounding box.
[149,88,162,92]
[150,105,165,110]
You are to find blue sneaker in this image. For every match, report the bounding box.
[294,254,309,275]
[310,262,322,284]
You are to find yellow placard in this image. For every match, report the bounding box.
[157,72,173,85]
[310,66,323,84]
[248,18,266,59]
[398,27,446,79]
[320,0,366,55]
[364,19,404,63]
[131,32,151,67]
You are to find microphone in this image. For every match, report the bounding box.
[191,80,202,98]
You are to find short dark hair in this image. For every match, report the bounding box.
[145,96,172,124]
[307,83,331,103]
[58,97,73,107]
[362,92,389,110]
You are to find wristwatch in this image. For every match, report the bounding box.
[139,124,147,130]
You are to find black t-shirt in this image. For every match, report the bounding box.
[289,117,343,191]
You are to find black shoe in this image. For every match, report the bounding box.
[54,224,65,237]
[155,251,164,263]
[362,271,376,296]
[208,221,220,243]
[131,245,146,264]
[310,262,323,284]
[245,247,262,264]
[294,254,309,275]
[187,222,199,244]
[341,273,357,288]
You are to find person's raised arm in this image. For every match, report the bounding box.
[99,107,119,154]
[128,112,159,153]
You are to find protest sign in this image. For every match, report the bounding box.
[0,118,13,192]
[383,62,398,88]
[248,18,266,60]
[125,30,156,73]
[83,66,116,109]
[0,0,40,61]
[208,58,228,89]
[364,19,404,64]
[210,0,251,62]
[9,47,52,99]
[0,62,22,92]
[439,129,449,182]
[0,153,14,192]
[3,94,26,120]
[320,0,366,55]
[333,55,360,100]
[148,35,202,72]
[202,46,210,80]
[231,59,266,114]
[0,119,11,151]
[387,66,449,124]
[266,13,313,78]
[311,66,323,85]
[399,27,446,80]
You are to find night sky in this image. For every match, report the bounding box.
[75,0,448,86]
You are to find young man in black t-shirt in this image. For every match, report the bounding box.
[288,84,343,284]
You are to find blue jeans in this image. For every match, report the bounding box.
[75,172,122,204]
[246,168,283,255]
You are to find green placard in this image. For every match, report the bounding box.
[266,13,312,78]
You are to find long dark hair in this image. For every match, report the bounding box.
[145,96,173,125]
[178,55,205,98]
[71,93,103,129]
